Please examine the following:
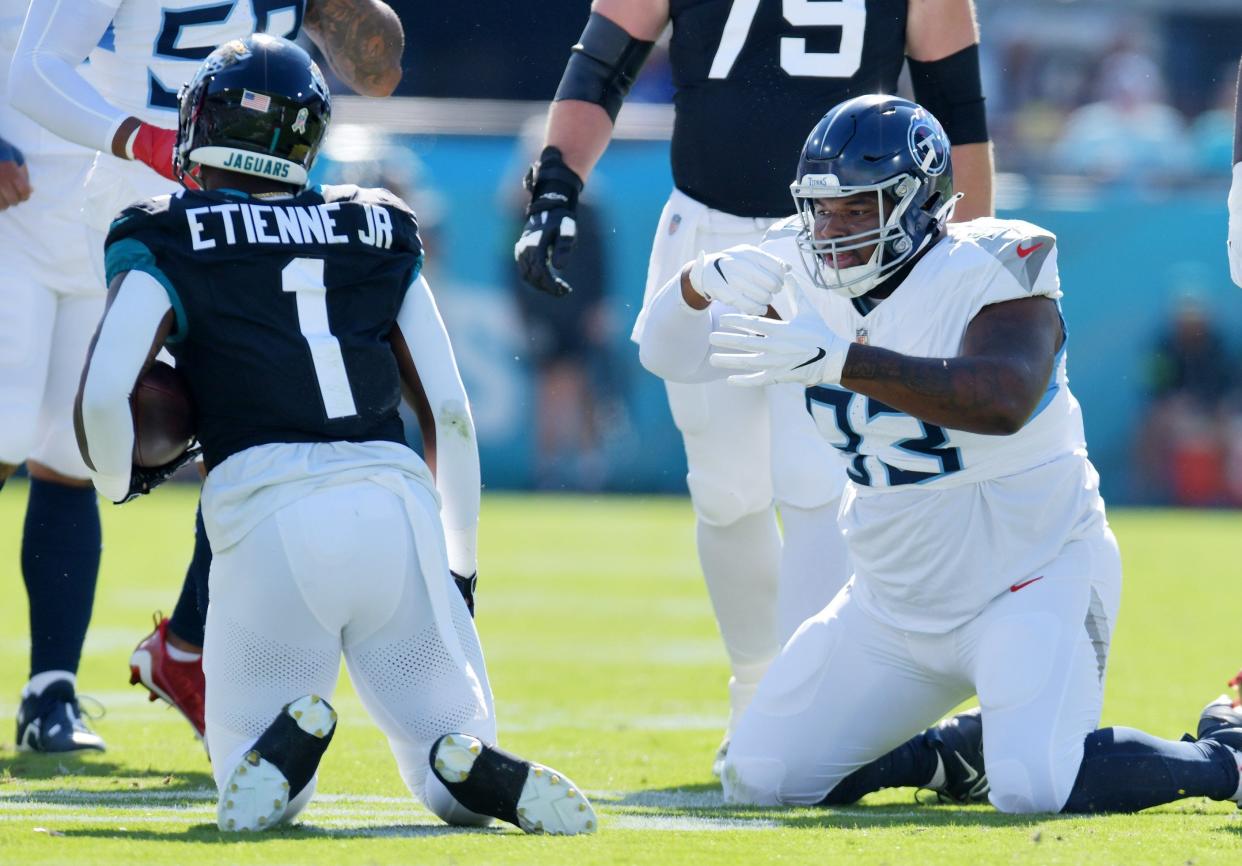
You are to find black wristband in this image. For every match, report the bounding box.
[908,44,989,146]
[524,146,583,210]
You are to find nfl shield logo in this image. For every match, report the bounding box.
[855,327,868,345]
[668,214,681,236]
[292,108,309,134]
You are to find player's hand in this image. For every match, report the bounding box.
[118,444,202,504]
[709,312,851,387]
[129,122,180,182]
[514,146,583,297]
[688,245,789,316]
[451,570,478,618]
[0,138,33,211]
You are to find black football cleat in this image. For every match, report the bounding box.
[16,680,106,754]
[922,708,989,803]
[217,694,337,831]
[430,733,597,834]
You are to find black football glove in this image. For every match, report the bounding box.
[452,570,478,618]
[118,444,202,504]
[514,146,583,297]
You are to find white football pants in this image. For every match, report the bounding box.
[203,480,497,825]
[0,152,101,477]
[633,188,849,729]
[724,527,1122,814]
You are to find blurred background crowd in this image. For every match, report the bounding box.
[300,0,1242,505]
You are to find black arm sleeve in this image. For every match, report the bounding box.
[553,12,655,123]
[908,44,989,146]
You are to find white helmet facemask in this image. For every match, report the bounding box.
[790,173,925,299]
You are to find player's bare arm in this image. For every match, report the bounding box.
[303,0,404,97]
[906,0,993,221]
[516,0,663,295]
[840,295,1063,435]
[545,0,669,179]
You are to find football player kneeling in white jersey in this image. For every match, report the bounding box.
[640,94,1242,814]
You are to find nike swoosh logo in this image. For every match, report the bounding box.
[792,347,826,369]
[1009,575,1044,592]
[713,258,729,283]
[954,752,979,784]
[1016,241,1044,258]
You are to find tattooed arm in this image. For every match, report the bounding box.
[303,0,404,97]
[840,296,1063,435]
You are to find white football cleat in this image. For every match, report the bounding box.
[430,733,597,835]
[217,694,337,832]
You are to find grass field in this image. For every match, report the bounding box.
[1,480,1241,864]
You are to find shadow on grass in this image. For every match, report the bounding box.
[0,750,215,801]
[600,783,1077,831]
[56,823,502,842]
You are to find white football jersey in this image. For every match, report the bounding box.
[83,0,304,125]
[761,217,1110,632]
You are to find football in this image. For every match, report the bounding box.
[131,360,196,468]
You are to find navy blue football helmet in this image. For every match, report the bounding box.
[791,95,956,297]
[175,34,330,188]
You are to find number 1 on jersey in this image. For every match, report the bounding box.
[282,258,359,419]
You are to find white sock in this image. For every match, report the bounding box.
[24,670,75,697]
[697,510,782,726]
[167,643,202,663]
[775,501,850,644]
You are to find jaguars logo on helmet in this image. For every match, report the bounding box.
[174,34,331,188]
[790,95,956,298]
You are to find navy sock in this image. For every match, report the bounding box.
[22,479,102,677]
[168,505,210,647]
[820,732,938,805]
[1062,727,1239,813]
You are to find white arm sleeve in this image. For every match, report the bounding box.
[637,273,727,384]
[8,0,129,154]
[79,270,172,502]
[1228,163,1242,289]
[395,274,480,577]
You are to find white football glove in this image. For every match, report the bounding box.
[709,312,851,387]
[687,244,789,316]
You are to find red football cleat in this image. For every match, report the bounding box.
[129,614,206,739]
[1229,670,1242,708]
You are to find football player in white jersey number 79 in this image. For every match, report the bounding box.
[641,94,1242,813]
[8,0,404,742]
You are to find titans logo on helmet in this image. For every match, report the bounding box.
[907,112,949,177]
